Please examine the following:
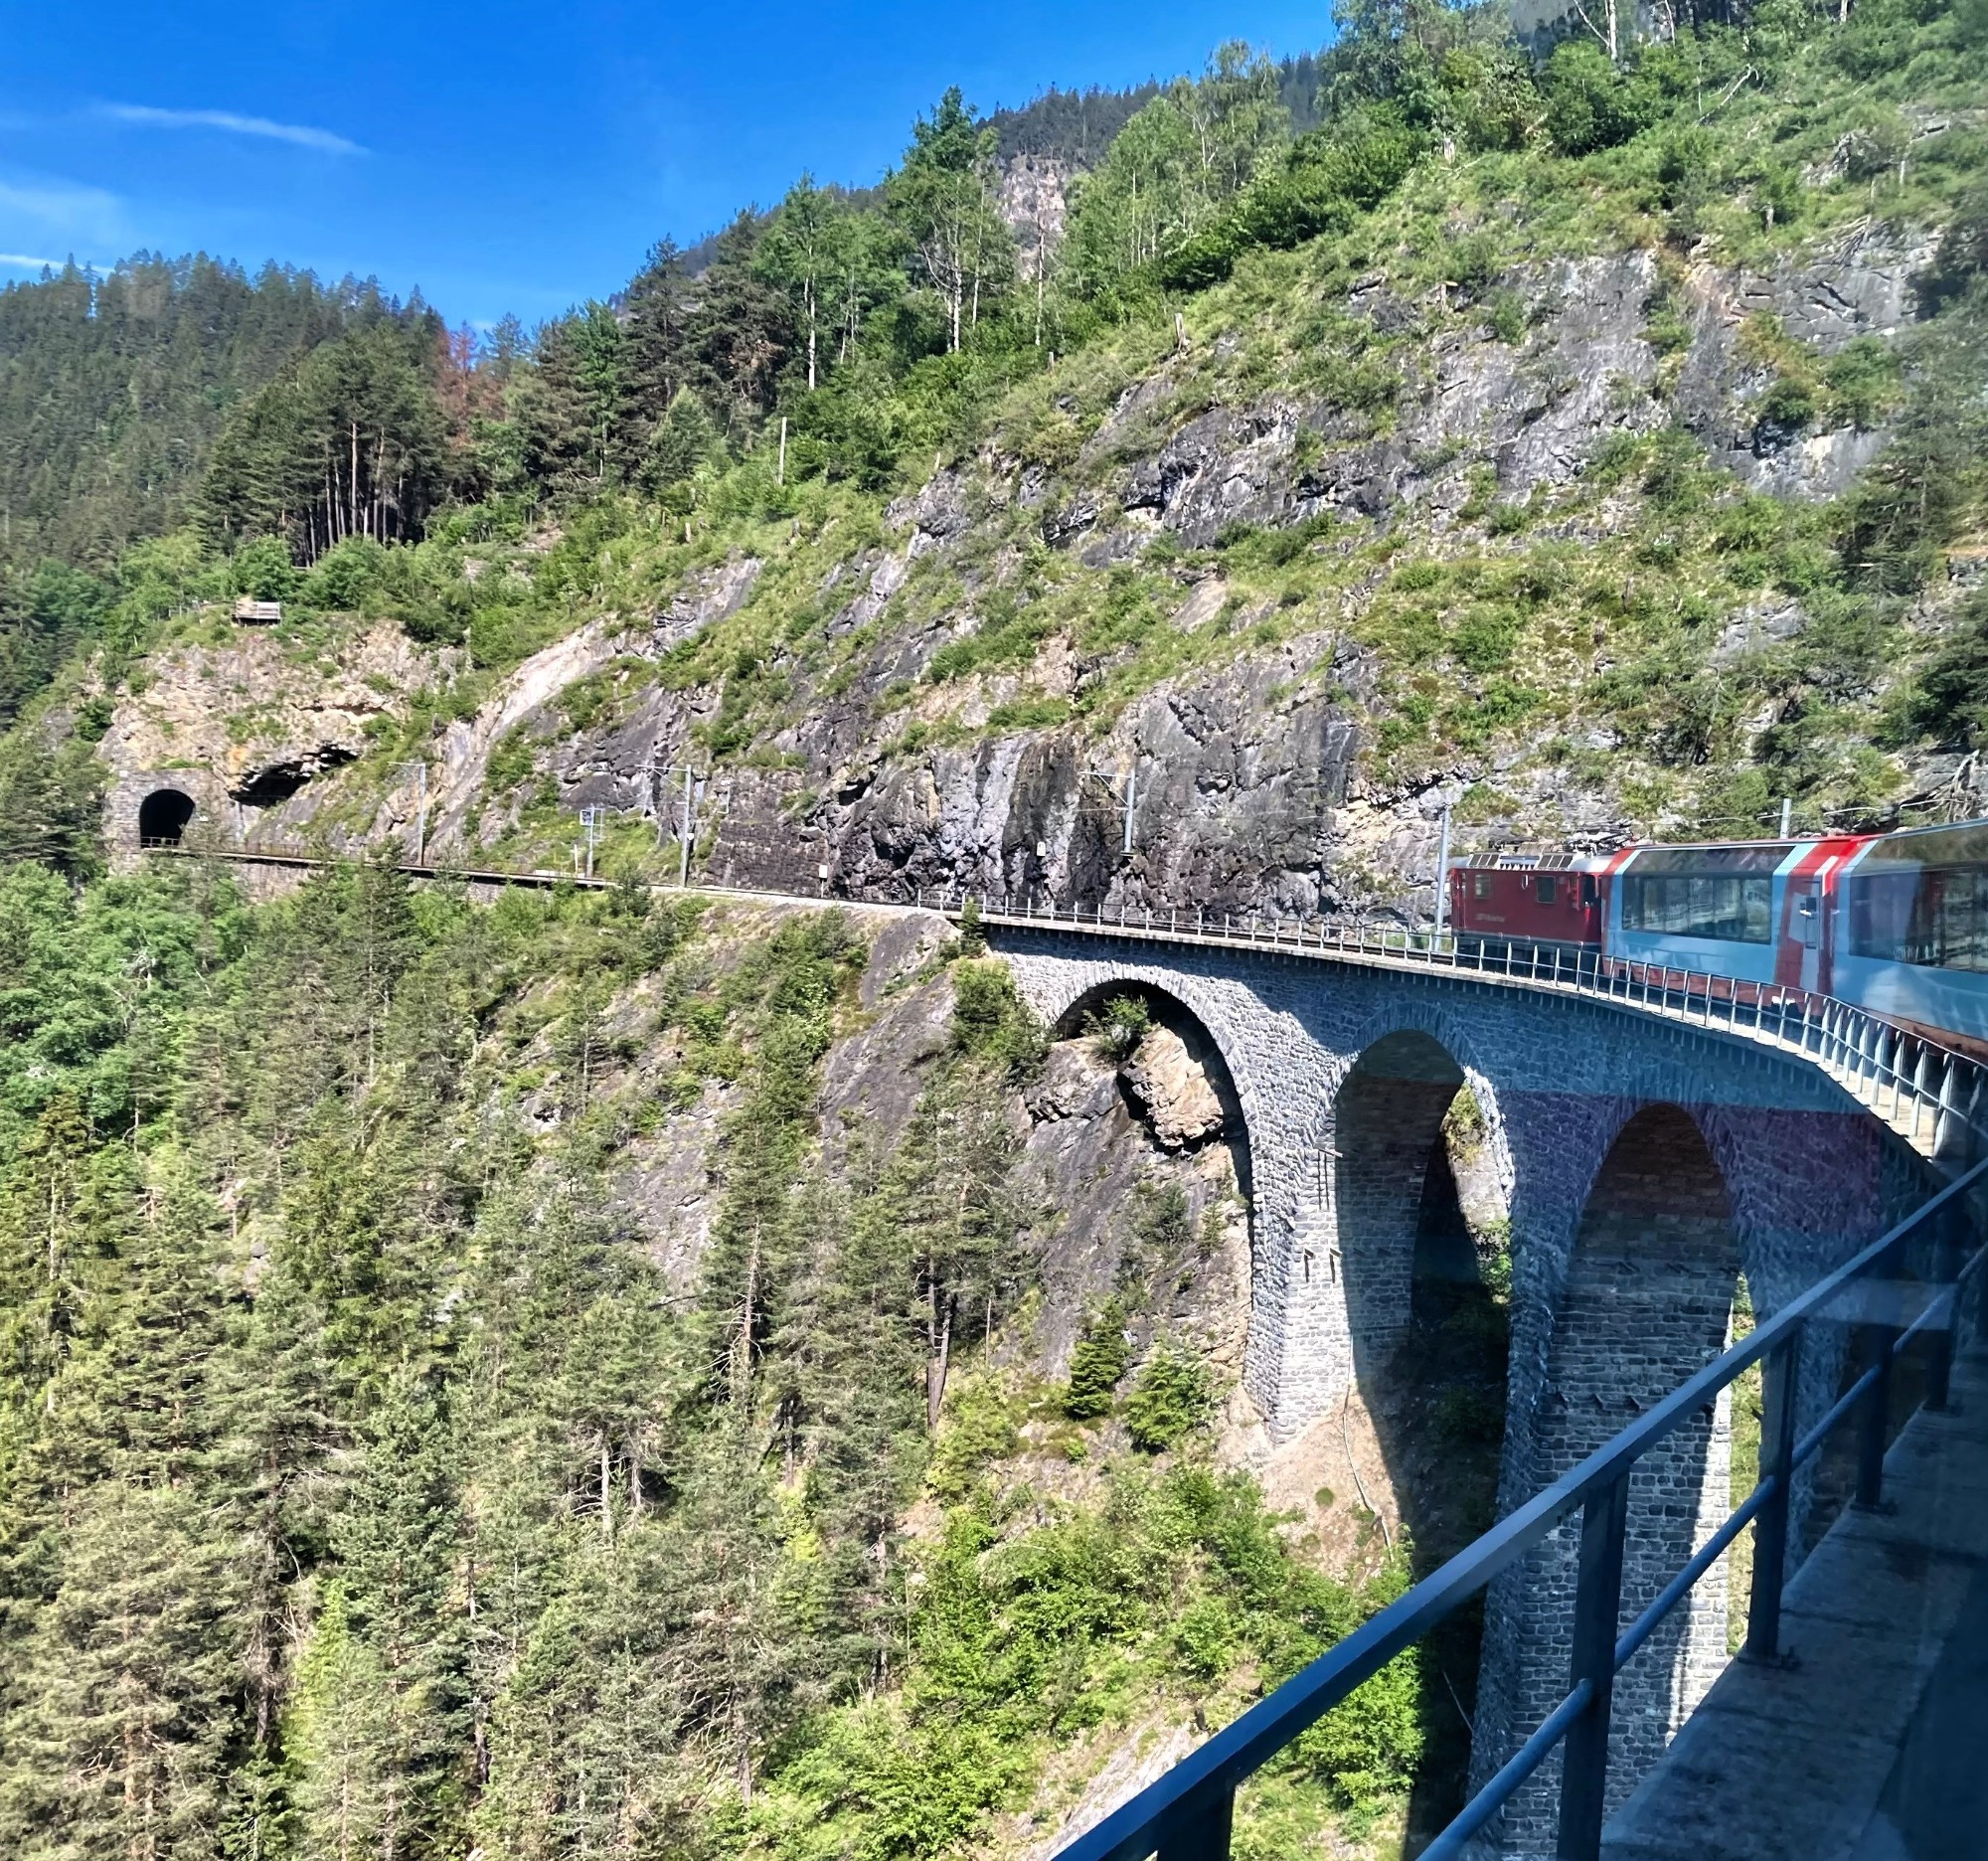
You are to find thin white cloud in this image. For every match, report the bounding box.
[0,252,68,270]
[0,176,122,242]
[101,102,364,157]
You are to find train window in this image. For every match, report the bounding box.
[1535,876,1556,905]
[1619,873,1773,943]
[1848,866,1988,971]
[1579,875,1599,906]
[1472,873,1493,900]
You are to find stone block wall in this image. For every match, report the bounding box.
[1485,1105,1741,1850]
[104,768,236,870]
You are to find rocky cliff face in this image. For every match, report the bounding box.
[102,623,446,811]
[564,901,1251,1410]
[100,223,1959,915]
[999,155,1073,278]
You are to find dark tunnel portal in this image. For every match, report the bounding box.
[137,789,197,847]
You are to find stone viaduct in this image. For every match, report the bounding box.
[986,921,1931,1855]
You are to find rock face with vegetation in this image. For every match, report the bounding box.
[0,0,1983,1854]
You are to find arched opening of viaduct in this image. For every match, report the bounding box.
[1489,1102,1747,1850]
[1333,1029,1498,1365]
[1332,1027,1517,1835]
[137,787,196,847]
[1048,980,1254,1211]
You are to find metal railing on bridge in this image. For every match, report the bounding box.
[920,889,1986,1170]
[1045,1153,1988,1861]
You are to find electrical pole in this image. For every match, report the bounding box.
[1083,765,1142,860]
[1779,796,1792,838]
[680,764,694,887]
[1432,797,1453,940]
[580,804,602,880]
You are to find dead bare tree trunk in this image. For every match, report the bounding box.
[925,1287,953,1433]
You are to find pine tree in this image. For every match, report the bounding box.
[1065,1300,1131,1420]
[222,1245,340,1752]
[0,1481,244,1860]
[312,1374,468,1861]
[684,214,793,440]
[623,241,694,433]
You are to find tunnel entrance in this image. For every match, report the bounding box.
[137,788,196,848]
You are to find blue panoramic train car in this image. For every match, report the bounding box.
[1833,821,1988,1049]
[1602,841,1807,988]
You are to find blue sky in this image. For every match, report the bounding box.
[0,0,1331,329]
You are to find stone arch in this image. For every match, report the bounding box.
[137,787,197,847]
[1049,977,1253,1203]
[1002,956,1281,1196]
[1521,1102,1744,1838]
[1330,1025,1520,1834]
[993,942,1349,1434]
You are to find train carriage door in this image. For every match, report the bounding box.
[1807,856,1840,995]
[1794,878,1823,991]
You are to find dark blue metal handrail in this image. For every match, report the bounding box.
[1053,1155,1988,1861]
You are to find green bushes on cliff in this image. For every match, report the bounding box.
[1158,110,1423,291]
[1126,1341,1217,1451]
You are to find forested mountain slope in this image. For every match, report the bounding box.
[0,0,1984,1855]
[0,859,1442,1861]
[0,256,461,721]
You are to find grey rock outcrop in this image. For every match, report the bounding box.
[1677,227,1936,499]
[1120,1026,1225,1149]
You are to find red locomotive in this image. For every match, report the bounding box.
[1445,852,1617,947]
